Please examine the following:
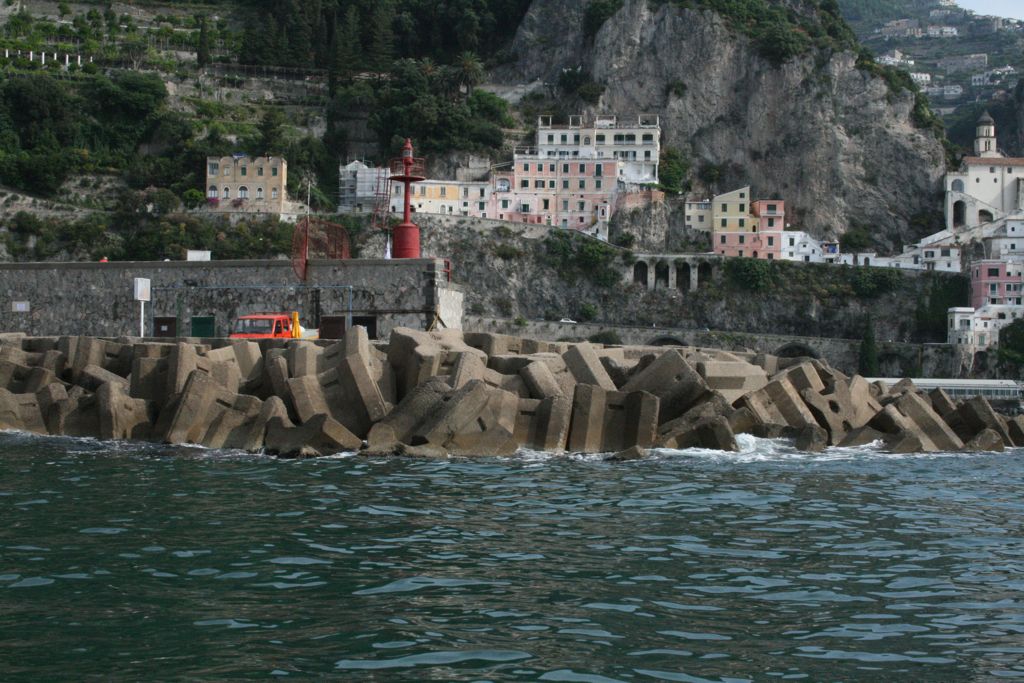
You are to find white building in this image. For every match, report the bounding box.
[944,112,1024,233]
[338,160,389,213]
[534,114,660,184]
[911,72,932,85]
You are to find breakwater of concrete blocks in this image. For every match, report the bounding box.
[0,329,1018,457]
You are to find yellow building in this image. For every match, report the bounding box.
[713,186,753,232]
[391,179,491,217]
[205,155,288,214]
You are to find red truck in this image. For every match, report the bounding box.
[229,312,314,339]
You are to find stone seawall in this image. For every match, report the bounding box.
[0,258,461,339]
[0,328,1015,459]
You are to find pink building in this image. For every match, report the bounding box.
[971,259,1023,308]
[715,199,786,259]
[491,158,616,228]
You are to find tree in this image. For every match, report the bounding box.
[257,108,288,156]
[859,315,880,376]
[659,147,690,194]
[998,319,1024,367]
[454,51,484,100]
[365,1,396,74]
[197,15,212,67]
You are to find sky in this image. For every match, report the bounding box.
[956,0,1024,21]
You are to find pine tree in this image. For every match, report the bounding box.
[196,15,211,67]
[365,1,396,74]
[859,315,880,377]
[333,5,361,80]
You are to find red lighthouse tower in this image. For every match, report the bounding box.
[389,139,426,259]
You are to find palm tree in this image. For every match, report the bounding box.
[454,51,484,100]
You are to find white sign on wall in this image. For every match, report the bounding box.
[134,278,151,302]
[11,301,30,313]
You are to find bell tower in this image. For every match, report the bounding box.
[974,111,998,158]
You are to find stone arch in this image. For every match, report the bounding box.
[654,261,669,288]
[633,261,649,287]
[676,263,691,292]
[774,342,820,359]
[951,179,965,193]
[979,209,994,224]
[648,336,687,347]
[953,200,966,227]
[697,262,713,289]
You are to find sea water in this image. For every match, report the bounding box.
[1,431,1023,681]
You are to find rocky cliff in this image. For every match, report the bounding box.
[497,0,948,247]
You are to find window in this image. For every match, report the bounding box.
[579,164,586,173]
[991,167,996,173]
[584,136,590,145]
[596,134,605,144]
[941,248,950,256]
[549,180,555,189]
[721,203,728,212]
[521,203,530,213]
[271,188,278,199]
[222,187,230,198]
[223,167,230,176]
[642,133,654,143]
[767,203,777,212]
[578,201,585,211]
[739,235,745,244]
[595,179,602,190]
[925,251,934,258]
[595,164,602,177]
[258,167,264,177]
[739,204,745,213]
[543,199,550,210]
[535,180,544,188]
[989,267,1000,276]
[721,218,727,227]
[521,179,529,189]
[698,215,704,223]
[238,186,248,199]
[990,283,997,293]
[562,164,569,173]
[767,253,774,260]
[207,185,217,198]
[720,235,726,244]
[257,187,264,199]
[562,200,569,211]
[479,188,485,198]
[740,192,745,198]
[739,219,745,228]
[562,180,569,189]
[547,134,554,143]
[240,167,247,177]
[560,134,567,143]
[440,187,447,197]
[208,163,219,175]
[767,218,775,228]
[501,199,510,209]
[789,238,795,247]
[579,180,586,190]
[478,202,485,211]
[463,187,468,198]
[549,164,555,172]
[271,167,278,176]
[767,236,774,246]
[523,163,530,172]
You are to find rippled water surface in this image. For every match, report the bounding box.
[2,433,1024,681]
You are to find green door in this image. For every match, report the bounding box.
[191,316,216,338]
